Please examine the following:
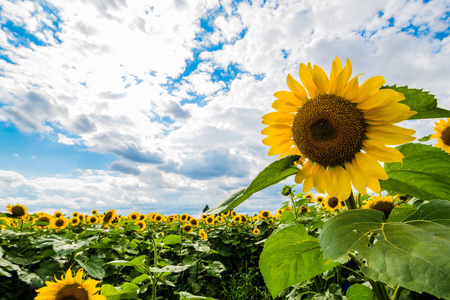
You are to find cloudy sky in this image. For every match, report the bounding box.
[0,0,449,217]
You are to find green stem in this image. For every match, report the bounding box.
[290,193,298,219]
[369,280,390,300]
[312,276,323,293]
[344,192,358,210]
[392,285,403,300]
[152,235,158,300]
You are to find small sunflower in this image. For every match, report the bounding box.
[253,227,261,235]
[35,213,52,229]
[221,211,231,218]
[51,217,69,231]
[138,214,146,221]
[6,204,29,219]
[230,210,237,217]
[154,214,165,223]
[35,267,105,300]
[70,217,80,226]
[198,229,208,240]
[205,215,215,225]
[136,220,146,232]
[262,57,416,200]
[300,205,311,213]
[323,196,343,212]
[304,193,314,203]
[53,211,63,218]
[182,224,193,233]
[239,215,248,224]
[128,212,139,222]
[72,212,80,218]
[88,216,99,225]
[215,216,224,223]
[315,195,325,207]
[258,210,272,219]
[361,194,395,219]
[189,218,199,227]
[102,209,116,225]
[431,118,450,153]
[180,213,189,222]
[91,210,98,215]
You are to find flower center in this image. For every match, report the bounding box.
[292,94,366,167]
[55,283,89,300]
[55,219,65,227]
[441,126,450,146]
[327,197,340,208]
[371,201,395,219]
[11,206,25,217]
[103,212,113,223]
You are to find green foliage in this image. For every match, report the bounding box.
[383,85,450,119]
[346,284,374,300]
[259,224,339,298]
[205,155,300,215]
[381,143,450,200]
[319,201,450,299]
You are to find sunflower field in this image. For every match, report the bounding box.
[2,57,450,300]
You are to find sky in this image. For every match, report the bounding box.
[0,0,449,217]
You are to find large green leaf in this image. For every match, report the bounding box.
[75,255,105,279]
[384,85,450,119]
[381,143,450,200]
[259,224,339,298]
[346,284,374,300]
[205,155,300,215]
[319,202,450,299]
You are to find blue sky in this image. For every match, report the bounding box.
[0,0,449,217]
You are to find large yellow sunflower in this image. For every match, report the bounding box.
[430,118,450,153]
[262,57,416,200]
[6,204,29,219]
[35,267,105,300]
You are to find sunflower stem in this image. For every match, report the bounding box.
[370,280,390,300]
[392,285,403,300]
[344,192,358,210]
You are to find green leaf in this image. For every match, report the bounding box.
[381,143,450,200]
[100,283,139,299]
[387,204,417,222]
[279,210,295,223]
[346,284,374,300]
[259,224,339,298]
[163,234,182,245]
[107,255,146,267]
[175,291,218,300]
[319,206,450,299]
[75,255,105,279]
[383,85,450,119]
[18,270,43,289]
[130,273,151,284]
[53,239,90,256]
[148,265,189,273]
[205,155,300,214]
[418,134,431,142]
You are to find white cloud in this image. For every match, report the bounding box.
[0,0,448,215]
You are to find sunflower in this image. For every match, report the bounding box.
[128,212,139,222]
[182,224,193,233]
[198,229,208,240]
[361,194,395,219]
[53,211,63,218]
[304,193,314,203]
[136,221,146,232]
[221,211,230,218]
[91,210,98,215]
[215,216,224,223]
[154,214,165,223]
[253,227,261,235]
[72,212,80,218]
[230,210,237,217]
[138,214,146,221]
[88,216,99,225]
[205,215,215,225]
[315,195,325,207]
[431,118,450,153]
[51,217,69,231]
[6,204,29,219]
[34,213,52,229]
[35,267,105,300]
[189,218,199,227]
[102,209,116,225]
[70,217,80,226]
[323,196,343,212]
[262,57,416,200]
[239,215,248,224]
[258,210,272,219]
[179,213,189,222]
[300,205,311,213]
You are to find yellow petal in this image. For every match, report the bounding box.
[343,74,362,101]
[313,64,329,95]
[363,102,416,125]
[333,58,352,96]
[311,163,327,194]
[268,142,293,156]
[302,175,314,193]
[271,99,298,113]
[261,124,291,136]
[357,89,404,110]
[299,63,319,98]
[362,140,404,163]
[328,57,343,95]
[344,161,367,195]
[274,91,303,106]
[262,134,293,146]
[353,75,385,103]
[366,124,416,145]
[286,74,308,103]
[366,175,381,194]
[354,152,388,180]
[334,165,352,200]
[325,167,339,196]
[278,146,301,159]
[262,111,295,122]
[295,160,312,183]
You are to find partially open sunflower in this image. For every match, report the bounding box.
[35,267,105,300]
[6,203,28,219]
[431,117,450,153]
[262,57,416,200]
